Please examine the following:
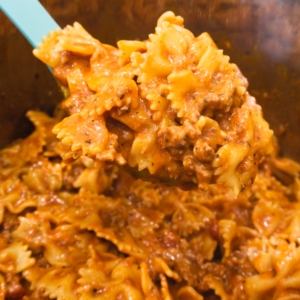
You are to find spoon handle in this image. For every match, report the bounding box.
[0,0,60,48]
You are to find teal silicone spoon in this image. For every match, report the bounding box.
[0,0,60,49]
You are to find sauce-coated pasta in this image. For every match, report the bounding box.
[33,12,273,196]
[0,110,298,300]
[1,11,298,300]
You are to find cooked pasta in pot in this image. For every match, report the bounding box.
[0,110,299,300]
[0,11,298,300]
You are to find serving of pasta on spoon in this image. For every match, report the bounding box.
[34,11,273,196]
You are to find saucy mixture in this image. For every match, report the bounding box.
[33,12,273,196]
[0,11,299,300]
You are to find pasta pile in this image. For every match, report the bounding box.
[1,11,298,300]
[0,111,299,300]
[33,11,273,196]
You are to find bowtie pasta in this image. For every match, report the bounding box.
[2,10,298,300]
[33,11,273,196]
[0,110,299,299]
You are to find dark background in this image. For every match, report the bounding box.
[0,0,299,160]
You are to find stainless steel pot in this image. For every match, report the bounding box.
[1,0,299,161]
